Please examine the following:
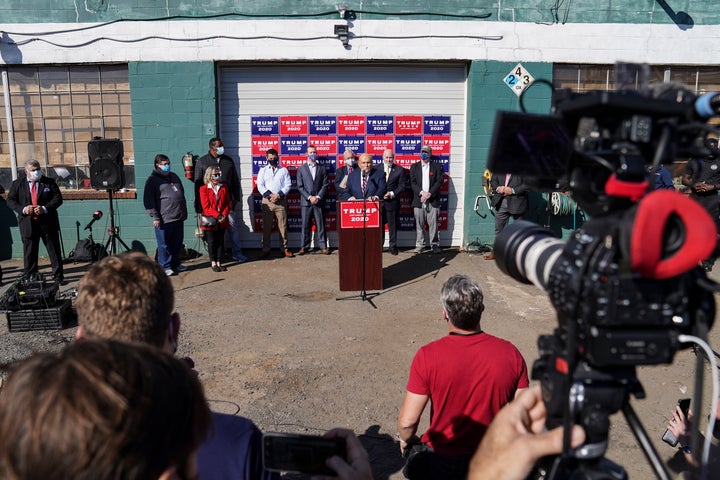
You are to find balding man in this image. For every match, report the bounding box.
[378,149,407,255]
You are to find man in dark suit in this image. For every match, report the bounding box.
[346,153,386,202]
[7,160,65,281]
[484,172,528,260]
[333,149,356,202]
[410,145,444,254]
[378,149,407,255]
[296,145,330,255]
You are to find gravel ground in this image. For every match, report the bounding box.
[1,247,719,479]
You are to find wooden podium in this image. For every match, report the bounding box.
[337,201,382,291]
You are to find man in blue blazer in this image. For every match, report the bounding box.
[296,145,330,255]
[7,159,65,281]
[346,153,386,202]
[378,149,407,255]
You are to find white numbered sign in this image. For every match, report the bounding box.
[504,63,535,97]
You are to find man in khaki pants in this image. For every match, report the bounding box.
[257,148,294,258]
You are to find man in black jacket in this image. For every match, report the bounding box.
[410,145,444,254]
[194,137,247,263]
[7,160,64,282]
[379,149,407,255]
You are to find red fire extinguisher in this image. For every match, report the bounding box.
[183,152,194,180]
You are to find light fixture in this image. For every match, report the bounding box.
[336,4,348,20]
[334,24,349,47]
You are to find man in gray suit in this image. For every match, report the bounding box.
[296,145,330,255]
[485,172,528,260]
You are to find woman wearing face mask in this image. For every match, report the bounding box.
[200,165,231,272]
[143,154,188,276]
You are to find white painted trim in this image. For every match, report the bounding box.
[0,20,717,65]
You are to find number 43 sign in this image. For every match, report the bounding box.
[503,63,535,97]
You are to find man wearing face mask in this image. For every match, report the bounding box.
[144,154,188,276]
[256,148,293,258]
[334,149,358,202]
[410,145,444,254]
[194,137,247,263]
[7,160,65,282]
[296,145,330,255]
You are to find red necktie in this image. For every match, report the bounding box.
[31,182,38,205]
[361,173,367,196]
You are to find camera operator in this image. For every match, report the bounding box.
[682,137,720,271]
[664,398,720,478]
[468,386,586,480]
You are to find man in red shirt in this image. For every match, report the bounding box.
[397,274,529,480]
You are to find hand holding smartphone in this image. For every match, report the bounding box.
[263,432,347,476]
[662,398,691,447]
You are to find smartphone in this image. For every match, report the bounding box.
[662,398,691,447]
[262,432,347,476]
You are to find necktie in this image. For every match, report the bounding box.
[385,165,390,181]
[361,173,368,196]
[505,173,511,186]
[31,182,38,205]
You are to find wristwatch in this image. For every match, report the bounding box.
[680,445,692,455]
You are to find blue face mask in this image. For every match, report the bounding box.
[159,164,171,173]
[420,152,430,161]
[211,174,221,181]
[308,154,317,162]
[216,146,225,156]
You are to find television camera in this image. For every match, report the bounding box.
[487,63,719,479]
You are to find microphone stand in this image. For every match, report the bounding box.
[336,179,380,308]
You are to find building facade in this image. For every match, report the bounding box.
[0,1,718,259]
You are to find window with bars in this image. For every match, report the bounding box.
[0,64,134,191]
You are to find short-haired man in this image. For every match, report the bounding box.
[296,145,330,255]
[75,252,278,480]
[194,137,247,263]
[0,340,212,480]
[378,149,407,255]
[257,148,293,258]
[346,153,386,201]
[397,274,529,480]
[6,159,65,282]
[334,149,357,202]
[409,145,443,254]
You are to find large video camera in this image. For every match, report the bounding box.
[487,64,719,479]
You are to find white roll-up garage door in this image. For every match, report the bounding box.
[218,62,467,249]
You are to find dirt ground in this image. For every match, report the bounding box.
[1,246,719,479]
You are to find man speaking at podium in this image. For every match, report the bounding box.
[346,153,387,202]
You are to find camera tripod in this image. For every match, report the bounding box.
[104,189,130,255]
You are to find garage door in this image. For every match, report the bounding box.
[218,63,467,249]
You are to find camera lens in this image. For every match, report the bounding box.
[493,220,564,290]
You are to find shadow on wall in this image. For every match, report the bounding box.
[0,197,18,260]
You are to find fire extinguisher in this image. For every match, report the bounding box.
[183,152,194,180]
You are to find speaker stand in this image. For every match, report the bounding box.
[104,189,130,255]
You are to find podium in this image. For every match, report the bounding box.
[338,201,382,291]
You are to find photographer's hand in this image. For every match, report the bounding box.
[667,405,692,444]
[468,386,586,480]
[311,428,372,480]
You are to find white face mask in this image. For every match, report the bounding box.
[216,146,225,156]
[28,169,42,181]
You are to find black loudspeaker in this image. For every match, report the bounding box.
[89,138,125,190]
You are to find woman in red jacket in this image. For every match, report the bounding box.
[200,165,231,272]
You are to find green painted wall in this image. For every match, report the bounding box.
[462,61,553,249]
[0,61,217,261]
[1,1,718,25]
[128,61,217,252]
